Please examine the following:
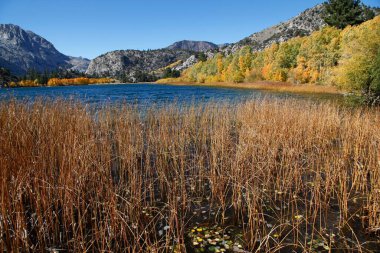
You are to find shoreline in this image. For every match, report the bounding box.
[2,81,344,97]
[154,80,344,95]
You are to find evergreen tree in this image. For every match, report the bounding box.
[0,68,19,87]
[163,68,180,78]
[323,0,375,29]
[197,52,207,62]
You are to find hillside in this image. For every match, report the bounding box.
[160,15,380,104]
[85,49,192,82]
[2,3,378,82]
[223,4,325,53]
[167,40,219,52]
[0,24,90,75]
[88,5,328,78]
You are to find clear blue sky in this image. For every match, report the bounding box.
[0,0,379,59]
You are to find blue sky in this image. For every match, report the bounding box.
[0,0,379,59]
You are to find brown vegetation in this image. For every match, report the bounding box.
[8,77,114,87]
[47,77,114,86]
[0,99,379,252]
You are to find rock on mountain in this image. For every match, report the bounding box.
[86,49,192,81]
[170,5,327,70]
[67,56,91,73]
[218,43,232,49]
[0,24,90,75]
[167,40,219,52]
[174,55,198,71]
[224,4,326,53]
[88,5,328,78]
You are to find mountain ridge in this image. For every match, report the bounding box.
[166,40,219,52]
[223,4,326,53]
[0,24,90,75]
[86,4,329,80]
[2,4,379,80]
[85,49,193,82]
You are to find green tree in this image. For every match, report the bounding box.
[196,52,207,62]
[163,68,180,78]
[323,0,375,29]
[0,68,18,87]
[336,16,380,104]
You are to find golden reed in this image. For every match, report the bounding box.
[0,99,379,252]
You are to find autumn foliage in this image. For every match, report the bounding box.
[11,77,114,87]
[170,16,380,99]
[15,79,40,87]
[47,77,114,86]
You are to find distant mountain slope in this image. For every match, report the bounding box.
[167,40,219,52]
[3,3,377,80]
[67,56,91,73]
[224,4,326,53]
[0,24,89,75]
[85,49,192,81]
[87,5,328,80]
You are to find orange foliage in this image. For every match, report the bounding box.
[47,77,113,86]
[261,64,272,80]
[17,79,39,87]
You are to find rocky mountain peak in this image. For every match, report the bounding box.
[0,24,56,51]
[0,24,89,75]
[85,49,192,81]
[225,4,326,53]
[167,40,219,52]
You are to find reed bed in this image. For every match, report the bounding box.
[0,99,379,252]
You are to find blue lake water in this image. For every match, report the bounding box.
[0,83,340,106]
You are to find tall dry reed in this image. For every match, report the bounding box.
[0,99,379,252]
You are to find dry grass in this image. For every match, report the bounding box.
[155,80,342,95]
[0,99,379,252]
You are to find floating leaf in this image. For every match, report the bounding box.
[208,246,216,252]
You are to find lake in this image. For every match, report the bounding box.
[0,83,341,106]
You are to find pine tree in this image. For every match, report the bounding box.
[323,0,375,29]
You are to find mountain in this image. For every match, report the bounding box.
[86,42,217,81]
[67,56,91,73]
[224,4,326,53]
[0,24,90,75]
[86,5,327,80]
[169,5,328,72]
[85,49,192,82]
[167,40,219,52]
[3,4,376,81]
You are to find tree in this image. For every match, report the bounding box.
[163,68,180,78]
[217,54,224,75]
[133,71,157,83]
[0,68,19,87]
[370,49,380,100]
[196,52,207,62]
[323,0,375,29]
[335,16,380,104]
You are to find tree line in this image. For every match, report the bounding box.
[0,68,115,87]
[165,1,379,104]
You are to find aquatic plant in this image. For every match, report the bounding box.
[0,98,379,252]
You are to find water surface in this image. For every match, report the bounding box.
[0,83,341,106]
